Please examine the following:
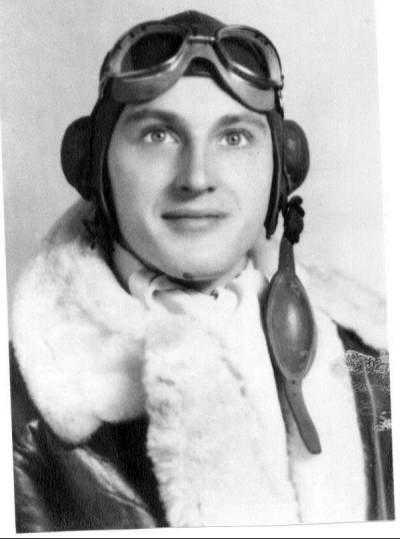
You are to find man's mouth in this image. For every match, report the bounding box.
[162,208,229,232]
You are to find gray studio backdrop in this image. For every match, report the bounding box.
[1,0,385,310]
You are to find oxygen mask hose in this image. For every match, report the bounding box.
[263,196,321,454]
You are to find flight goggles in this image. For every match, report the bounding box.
[99,22,284,112]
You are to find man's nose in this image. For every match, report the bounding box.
[174,144,216,194]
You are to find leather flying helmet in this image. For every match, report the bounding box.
[61,10,310,239]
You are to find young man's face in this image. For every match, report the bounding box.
[108,77,273,289]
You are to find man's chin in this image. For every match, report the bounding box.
[164,257,247,292]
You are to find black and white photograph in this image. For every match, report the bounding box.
[0,0,398,535]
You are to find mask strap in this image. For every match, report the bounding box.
[263,196,321,455]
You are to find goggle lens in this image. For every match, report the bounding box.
[218,35,271,79]
[122,32,184,70]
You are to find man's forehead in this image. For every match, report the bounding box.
[118,77,269,130]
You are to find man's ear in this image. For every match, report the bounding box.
[283,120,310,194]
[61,116,93,199]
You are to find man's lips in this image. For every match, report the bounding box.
[162,208,229,232]
[162,208,229,219]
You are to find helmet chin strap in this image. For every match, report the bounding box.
[263,196,321,455]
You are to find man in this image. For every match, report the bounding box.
[9,10,393,532]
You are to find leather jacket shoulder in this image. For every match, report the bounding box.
[10,344,167,532]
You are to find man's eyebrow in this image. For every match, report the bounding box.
[121,108,187,127]
[215,113,269,132]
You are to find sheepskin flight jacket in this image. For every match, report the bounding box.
[10,202,394,532]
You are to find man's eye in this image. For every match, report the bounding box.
[219,129,252,147]
[143,128,177,144]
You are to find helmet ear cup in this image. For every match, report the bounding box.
[282,119,310,194]
[265,115,310,238]
[61,116,93,199]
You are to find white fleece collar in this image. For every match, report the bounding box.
[12,200,385,525]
